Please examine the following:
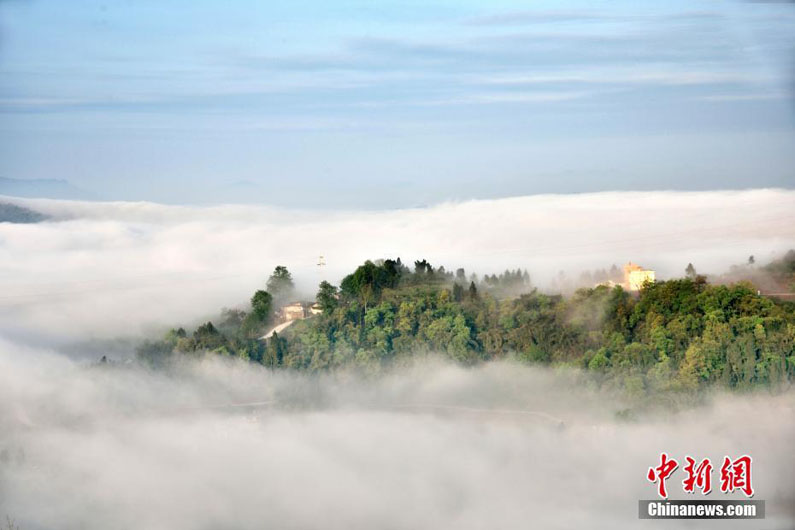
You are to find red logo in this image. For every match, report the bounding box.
[682,456,713,495]
[647,453,754,498]
[647,453,678,499]
[720,455,754,497]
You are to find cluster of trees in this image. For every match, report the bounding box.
[138,256,795,397]
[137,266,295,366]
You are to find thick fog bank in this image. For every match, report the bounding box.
[0,189,793,344]
[0,340,793,530]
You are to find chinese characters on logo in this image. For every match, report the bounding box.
[647,454,753,498]
[719,455,753,497]
[683,456,712,495]
[647,452,678,498]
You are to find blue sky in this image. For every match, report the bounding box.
[0,0,793,208]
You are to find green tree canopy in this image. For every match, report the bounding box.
[316,281,339,312]
[340,259,402,300]
[138,255,795,401]
[251,290,273,321]
[267,266,295,300]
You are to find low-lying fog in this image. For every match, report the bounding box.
[0,189,793,528]
[1,340,793,530]
[0,189,793,345]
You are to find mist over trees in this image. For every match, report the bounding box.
[137,253,795,399]
[137,265,294,365]
[266,266,295,302]
[710,249,795,295]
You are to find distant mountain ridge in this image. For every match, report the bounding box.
[0,202,49,223]
[0,177,91,200]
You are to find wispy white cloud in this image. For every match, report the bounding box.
[464,10,726,27]
[0,190,793,342]
[0,343,793,529]
[696,91,788,102]
[452,90,592,104]
[350,90,594,108]
[464,10,609,26]
[474,68,768,87]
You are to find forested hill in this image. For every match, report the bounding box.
[138,256,795,397]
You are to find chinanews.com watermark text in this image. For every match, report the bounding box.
[639,500,764,520]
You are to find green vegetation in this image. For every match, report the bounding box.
[138,255,795,397]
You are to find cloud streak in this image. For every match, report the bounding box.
[0,190,793,344]
[463,10,727,27]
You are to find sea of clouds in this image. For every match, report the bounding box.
[1,189,793,344]
[0,342,793,530]
[1,189,794,528]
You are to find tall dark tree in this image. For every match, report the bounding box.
[685,263,697,279]
[264,332,286,368]
[468,281,478,300]
[316,281,339,312]
[251,290,273,321]
[452,282,464,302]
[267,265,295,300]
